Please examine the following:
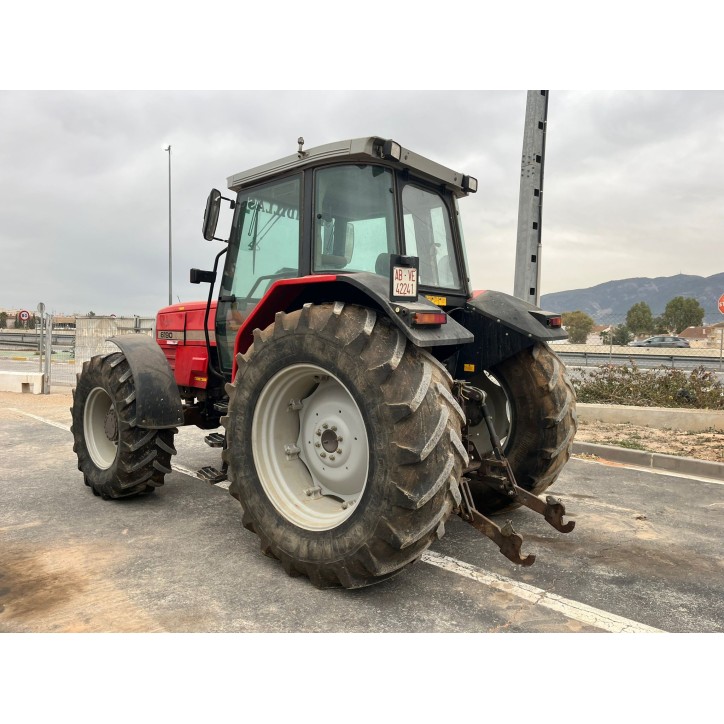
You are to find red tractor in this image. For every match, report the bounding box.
[71,136,576,588]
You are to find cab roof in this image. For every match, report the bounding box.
[226,136,473,198]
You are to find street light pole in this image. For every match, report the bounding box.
[164,144,172,305]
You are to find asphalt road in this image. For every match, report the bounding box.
[1,393,722,633]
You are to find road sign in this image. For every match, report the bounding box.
[719,293,724,315]
[18,310,30,322]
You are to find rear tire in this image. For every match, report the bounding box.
[223,303,468,589]
[71,353,177,499]
[468,343,576,514]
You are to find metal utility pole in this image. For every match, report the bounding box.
[164,144,173,306]
[513,90,549,305]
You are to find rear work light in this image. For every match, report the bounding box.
[411,312,447,326]
[462,175,478,193]
[381,139,402,161]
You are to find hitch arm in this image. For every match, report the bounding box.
[468,382,575,535]
[458,477,535,566]
[467,508,536,567]
[515,488,575,534]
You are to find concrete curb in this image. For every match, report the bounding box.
[0,371,44,394]
[573,441,723,481]
[577,403,724,432]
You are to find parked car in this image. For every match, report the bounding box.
[628,335,690,348]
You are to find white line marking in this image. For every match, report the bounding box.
[10,408,229,489]
[8,408,71,431]
[422,550,665,633]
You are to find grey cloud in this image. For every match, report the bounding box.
[0,90,721,315]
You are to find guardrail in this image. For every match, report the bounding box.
[557,350,723,371]
[0,332,75,350]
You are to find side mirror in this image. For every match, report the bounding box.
[202,189,222,241]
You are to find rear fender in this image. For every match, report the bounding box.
[455,290,567,375]
[108,335,184,428]
[231,272,473,378]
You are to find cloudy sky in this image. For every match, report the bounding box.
[2,7,722,318]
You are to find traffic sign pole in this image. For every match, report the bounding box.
[719,293,724,371]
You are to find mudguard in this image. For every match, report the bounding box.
[108,334,184,429]
[340,273,474,347]
[232,272,474,365]
[455,290,567,374]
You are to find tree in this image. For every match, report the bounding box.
[662,296,705,334]
[626,302,654,337]
[601,324,632,345]
[562,310,594,344]
[612,324,632,345]
[652,315,669,334]
[0,311,7,329]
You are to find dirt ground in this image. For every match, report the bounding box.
[575,419,723,463]
[2,390,722,463]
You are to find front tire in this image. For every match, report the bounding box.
[71,353,177,499]
[223,303,468,589]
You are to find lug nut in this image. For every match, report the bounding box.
[336,448,342,454]
[330,455,335,461]
[320,452,326,458]
[322,423,329,429]
[331,426,337,431]
[315,443,321,448]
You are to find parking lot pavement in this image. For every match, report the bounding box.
[1,391,722,633]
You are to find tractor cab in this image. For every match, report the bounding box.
[205,136,477,375]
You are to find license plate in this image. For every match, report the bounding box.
[392,266,418,299]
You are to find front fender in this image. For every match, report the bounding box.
[108,335,184,429]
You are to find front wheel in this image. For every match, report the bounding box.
[467,343,576,514]
[71,353,177,499]
[223,303,468,589]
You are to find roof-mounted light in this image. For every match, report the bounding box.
[462,175,478,193]
[381,139,402,161]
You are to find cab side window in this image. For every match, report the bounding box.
[313,165,396,274]
[402,183,461,289]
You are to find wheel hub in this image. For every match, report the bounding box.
[104,408,118,441]
[297,378,367,497]
[251,363,369,531]
[320,428,339,453]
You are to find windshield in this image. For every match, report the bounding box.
[216,174,301,371]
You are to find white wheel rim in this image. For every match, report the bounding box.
[84,386,119,469]
[251,363,369,531]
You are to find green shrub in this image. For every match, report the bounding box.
[570,363,723,410]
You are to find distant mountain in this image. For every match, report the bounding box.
[540,273,724,325]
